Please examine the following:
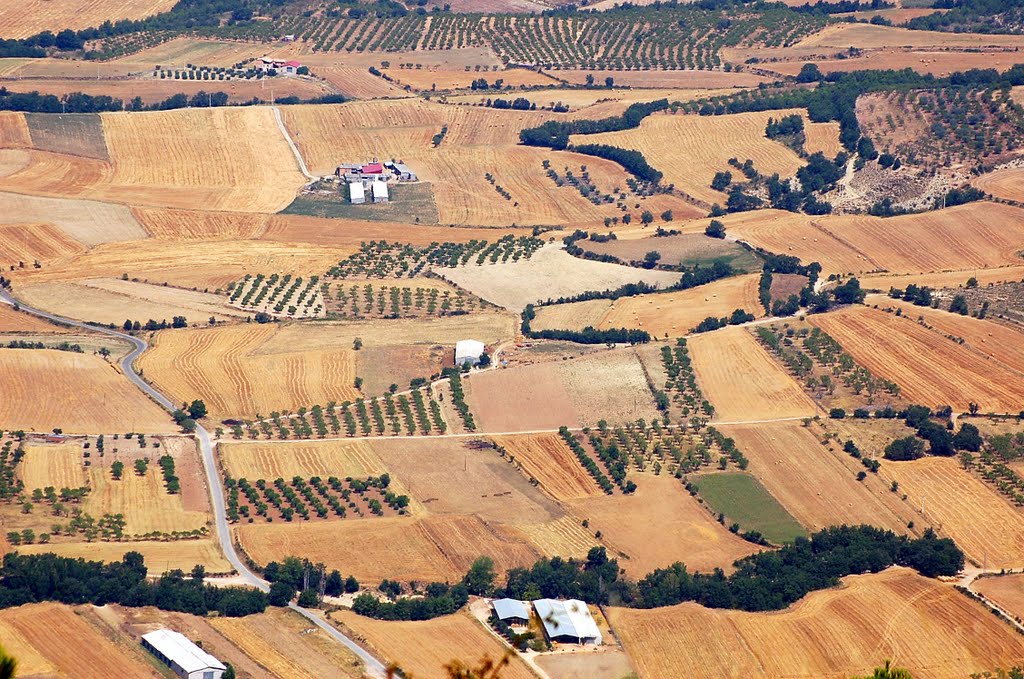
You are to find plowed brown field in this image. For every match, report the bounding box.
[0,603,159,677]
[99,108,306,212]
[491,433,603,501]
[0,349,173,433]
[0,112,31,146]
[334,610,537,679]
[879,457,1024,569]
[137,323,359,422]
[809,306,1024,413]
[723,422,914,532]
[576,110,806,205]
[0,0,175,38]
[568,473,761,578]
[688,327,818,421]
[610,568,1024,679]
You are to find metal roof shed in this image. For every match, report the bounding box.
[492,598,530,623]
[532,599,602,645]
[455,339,485,365]
[142,629,227,679]
[349,181,365,204]
[371,180,389,203]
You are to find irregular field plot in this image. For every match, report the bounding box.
[975,573,1024,622]
[491,433,603,501]
[973,166,1024,201]
[0,302,75,333]
[334,609,537,679]
[0,190,145,246]
[137,323,359,422]
[0,349,173,433]
[18,278,244,325]
[0,222,84,268]
[580,232,761,271]
[219,439,388,480]
[236,515,539,584]
[133,206,269,241]
[860,265,1024,292]
[610,568,1024,679]
[722,422,913,533]
[0,603,159,677]
[441,244,680,311]
[24,112,109,160]
[0,0,175,38]
[809,306,1024,413]
[17,538,230,573]
[688,327,818,422]
[795,22,1024,48]
[879,457,1024,569]
[576,110,806,205]
[567,474,760,578]
[690,472,807,544]
[465,347,659,431]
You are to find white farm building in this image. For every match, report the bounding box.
[455,339,485,366]
[142,629,227,679]
[371,180,389,204]
[349,181,365,204]
[533,599,603,645]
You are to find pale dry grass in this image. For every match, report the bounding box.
[576,110,806,205]
[334,609,537,679]
[0,349,173,433]
[795,22,1024,48]
[0,190,145,246]
[610,568,1024,679]
[568,473,761,578]
[517,515,597,559]
[18,442,84,491]
[219,439,387,480]
[99,108,306,213]
[83,464,210,535]
[809,306,1024,413]
[688,327,818,422]
[137,323,359,422]
[879,457,1024,569]
[0,0,175,38]
[0,300,75,333]
[17,538,230,573]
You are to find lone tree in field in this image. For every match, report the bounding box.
[188,399,207,419]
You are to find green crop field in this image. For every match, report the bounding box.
[692,472,807,545]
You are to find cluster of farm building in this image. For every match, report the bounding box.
[491,597,603,645]
[333,159,418,204]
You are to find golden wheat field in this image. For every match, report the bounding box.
[610,568,1024,679]
[879,457,1024,570]
[688,327,819,422]
[975,573,1024,622]
[137,323,359,422]
[98,108,306,213]
[490,433,604,501]
[0,302,74,333]
[722,422,914,533]
[334,609,537,679]
[17,442,84,491]
[972,165,1024,202]
[0,349,173,433]
[17,538,231,573]
[83,464,211,535]
[809,306,1024,413]
[0,111,31,147]
[0,222,84,267]
[219,439,388,481]
[0,0,175,38]
[133,206,270,241]
[0,603,160,677]
[576,109,807,205]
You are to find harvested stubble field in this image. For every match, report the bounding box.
[688,327,819,422]
[236,514,539,584]
[859,265,1024,293]
[610,567,1024,679]
[379,64,556,92]
[576,109,807,205]
[568,473,761,578]
[762,49,1024,78]
[448,87,737,114]
[0,112,31,147]
[137,323,359,423]
[441,243,681,311]
[464,347,660,431]
[17,278,245,325]
[220,439,387,481]
[97,108,306,213]
[536,651,636,679]
[17,538,231,573]
[872,295,1024,376]
[809,306,1024,413]
[18,441,84,491]
[794,22,1024,49]
[0,349,173,433]
[879,456,1024,570]
[0,190,146,246]
[210,607,365,679]
[0,302,75,333]
[132,206,270,241]
[721,422,915,533]
[491,433,604,501]
[0,222,84,267]
[724,202,1024,277]
[972,165,1024,202]
[0,603,160,678]
[804,120,843,157]
[0,0,175,38]
[334,609,537,679]
[975,573,1024,622]
[368,437,562,524]
[550,69,769,89]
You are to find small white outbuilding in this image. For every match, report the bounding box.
[349,181,365,204]
[371,180,389,204]
[142,629,227,679]
[455,339,485,366]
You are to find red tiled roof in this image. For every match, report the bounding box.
[361,163,384,174]
[285,60,302,68]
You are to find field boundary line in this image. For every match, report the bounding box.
[271,106,317,181]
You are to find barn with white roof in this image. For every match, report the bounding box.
[455,339,485,366]
[142,629,227,679]
[532,599,603,645]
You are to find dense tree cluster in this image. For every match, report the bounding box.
[521,305,651,344]
[691,308,756,333]
[519,99,669,149]
[568,144,663,183]
[0,88,343,114]
[0,552,267,616]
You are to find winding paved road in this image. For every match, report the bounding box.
[0,288,387,677]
